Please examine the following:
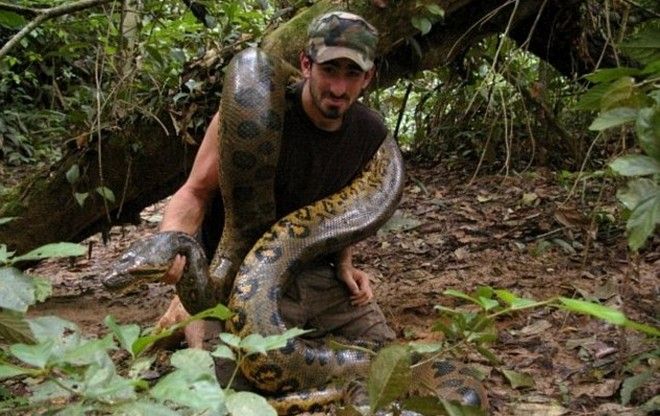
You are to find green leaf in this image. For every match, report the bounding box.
[211,344,236,361]
[600,77,648,111]
[501,369,535,389]
[0,309,34,343]
[0,267,36,312]
[0,11,26,29]
[636,106,660,159]
[408,342,443,355]
[620,24,660,64]
[219,332,242,349]
[425,4,445,17]
[59,335,114,366]
[368,344,411,412]
[626,189,660,251]
[113,400,181,416]
[411,16,432,35]
[104,315,140,358]
[621,371,652,406]
[28,315,79,343]
[616,178,658,210]
[239,327,310,356]
[610,154,660,176]
[150,370,224,412]
[574,82,610,111]
[443,289,480,306]
[494,289,540,310]
[585,67,641,83]
[13,242,86,262]
[193,303,233,321]
[65,164,80,185]
[559,297,627,325]
[226,391,277,416]
[171,348,216,379]
[31,276,52,302]
[95,186,115,203]
[0,217,16,226]
[401,395,447,416]
[10,340,55,369]
[477,296,499,311]
[74,192,89,207]
[0,362,33,379]
[589,107,638,131]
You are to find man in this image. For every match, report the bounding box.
[157,11,396,349]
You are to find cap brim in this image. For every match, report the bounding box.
[314,46,373,71]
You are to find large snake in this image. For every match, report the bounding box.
[104,48,488,414]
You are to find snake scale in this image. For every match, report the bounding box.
[104,48,488,415]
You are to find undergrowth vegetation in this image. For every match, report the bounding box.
[0,0,658,415]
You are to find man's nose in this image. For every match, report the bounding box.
[329,76,349,97]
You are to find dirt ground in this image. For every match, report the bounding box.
[27,161,659,415]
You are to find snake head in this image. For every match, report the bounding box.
[101,232,186,292]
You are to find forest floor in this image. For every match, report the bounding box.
[26,159,659,416]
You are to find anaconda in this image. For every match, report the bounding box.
[103,47,488,414]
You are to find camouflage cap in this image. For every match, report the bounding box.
[306,11,378,71]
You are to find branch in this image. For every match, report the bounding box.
[0,0,116,61]
[0,2,38,18]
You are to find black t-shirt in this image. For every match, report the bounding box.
[201,82,387,257]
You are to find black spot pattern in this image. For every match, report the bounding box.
[231,150,257,170]
[234,87,262,108]
[237,120,260,139]
[254,245,283,263]
[258,141,276,155]
[432,360,456,377]
[262,109,282,131]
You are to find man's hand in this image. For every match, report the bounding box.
[337,263,374,306]
[162,254,186,284]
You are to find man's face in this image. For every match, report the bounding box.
[301,54,374,122]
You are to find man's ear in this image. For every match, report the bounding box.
[300,51,312,77]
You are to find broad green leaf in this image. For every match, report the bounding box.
[0,244,13,263]
[211,344,236,361]
[636,106,660,159]
[10,340,56,369]
[65,164,80,185]
[74,192,89,207]
[600,77,648,111]
[151,370,224,412]
[0,309,34,343]
[368,344,411,412]
[226,391,277,416]
[620,24,660,64]
[589,107,638,131]
[411,16,432,35]
[114,400,180,416]
[82,360,136,401]
[425,4,445,17]
[494,289,540,310]
[408,342,443,355]
[610,154,660,176]
[574,82,610,111]
[132,326,177,357]
[59,335,114,366]
[171,348,216,379]
[0,217,16,226]
[0,267,36,312]
[585,67,641,83]
[105,315,140,357]
[240,328,310,356]
[559,298,626,325]
[219,332,242,349]
[13,242,86,262]
[626,190,660,251]
[31,276,52,302]
[616,178,658,210]
[0,362,33,379]
[401,395,447,416]
[477,296,499,311]
[0,11,26,29]
[28,315,79,344]
[95,186,116,203]
[502,369,535,389]
[191,303,233,320]
[621,371,652,405]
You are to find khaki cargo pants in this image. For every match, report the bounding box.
[279,263,395,343]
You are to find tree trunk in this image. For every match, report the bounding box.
[0,0,625,253]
